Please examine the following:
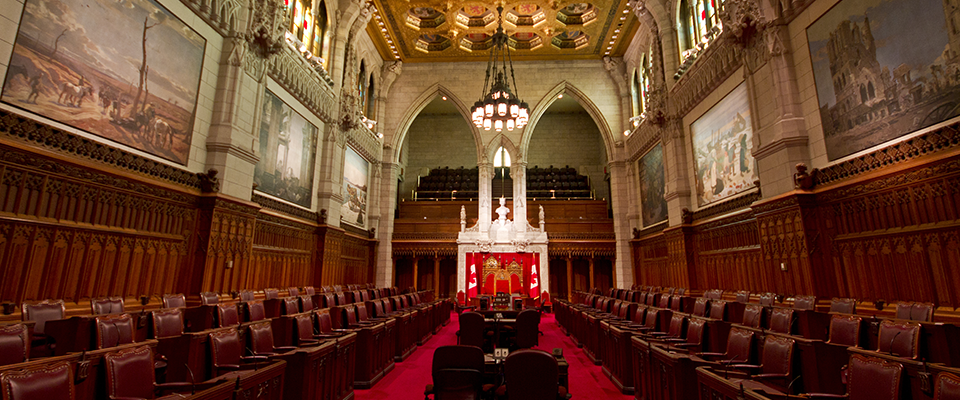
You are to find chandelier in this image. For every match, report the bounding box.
[472,6,529,132]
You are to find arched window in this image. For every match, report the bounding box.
[493,146,511,167]
[366,75,376,116]
[288,0,309,43]
[867,82,875,99]
[312,1,329,65]
[358,60,367,113]
[859,85,867,103]
[677,0,723,56]
[631,70,641,117]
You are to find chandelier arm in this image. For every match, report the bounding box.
[506,39,519,98]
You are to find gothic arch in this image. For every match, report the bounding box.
[483,136,521,166]
[520,82,614,162]
[391,84,484,164]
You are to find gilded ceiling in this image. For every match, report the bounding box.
[367,0,639,62]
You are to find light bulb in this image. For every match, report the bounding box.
[485,104,494,117]
[483,118,491,130]
[498,103,507,117]
[494,120,503,132]
[510,104,519,117]
[507,119,515,131]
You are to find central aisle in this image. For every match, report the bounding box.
[354,310,634,400]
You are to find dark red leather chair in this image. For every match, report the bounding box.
[501,349,570,399]
[246,321,296,357]
[0,323,29,366]
[829,298,857,314]
[793,295,817,311]
[665,316,706,352]
[827,314,862,347]
[21,299,65,357]
[287,287,300,297]
[216,303,240,328]
[736,290,752,303]
[0,361,74,400]
[293,314,321,347]
[648,313,687,340]
[936,372,960,400]
[199,292,219,306]
[878,319,921,359]
[299,295,315,312]
[238,290,256,302]
[759,293,777,307]
[769,307,795,334]
[805,353,902,400]
[91,297,124,315]
[705,289,724,300]
[313,309,350,338]
[151,308,184,339]
[693,297,711,317]
[727,334,796,393]
[161,294,186,309]
[742,303,765,328]
[95,313,135,349]
[895,302,934,322]
[319,293,336,308]
[245,300,266,322]
[281,298,299,315]
[709,300,728,320]
[457,312,484,348]
[424,345,487,400]
[264,289,279,300]
[698,327,755,365]
[514,309,540,349]
[208,329,267,378]
[302,287,316,296]
[104,345,216,399]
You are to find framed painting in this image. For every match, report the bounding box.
[2,0,205,165]
[254,90,318,208]
[808,0,960,161]
[341,146,369,228]
[638,143,667,227]
[690,82,757,206]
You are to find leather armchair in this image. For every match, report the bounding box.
[735,290,751,303]
[424,345,488,400]
[936,372,960,400]
[759,293,776,307]
[238,290,255,302]
[693,297,711,317]
[313,309,351,338]
[725,335,796,393]
[21,299,65,357]
[292,314,321,346]
[794,295,817,311]
[91,297,125,315]
[246,321,296,357]
[827,314,862,347]
[697,327,755,366]
[647,314,687,341]
[0,323,29,366]
[281,298,299,315]
[0,361,75,400]
[829,298,857,314]
[514,309,540,349]
[500,349,570,400]
[456,312,485,348]
[742,304,765,328]
[299,295,315,312]
[216,303,240,328]
[245,300,266,322]
[768,308,795,334]
[208,329,267,378]
[895,301,934,322]
[104,345,220,400]
[198,292,219,306]
[263,289,279,300]
[161,294,185,309]
[286,287,300,297]
[95,313,135,349]
[877,319,921,359]
[709,300,728,320]
[150,309,184,339]
[666,316,706,352]
[805,354,902,400]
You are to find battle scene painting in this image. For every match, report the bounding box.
[2,0,205,165]
[638,143,667,227]
[691,83,757,206]
[341,146,368,228]
[808,0,960,161]
[255,90,318,208]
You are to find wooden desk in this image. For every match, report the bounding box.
[182,305,218,332]
[231,360,286,400]
[696,366,777,400]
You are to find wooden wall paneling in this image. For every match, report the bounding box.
[195,198,258,293]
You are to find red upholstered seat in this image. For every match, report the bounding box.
[104,345,207,399]
[457,312,485,348]
[247,321,296,357]
[515,309,540,349]
[282,298,299,315]
[299,295,315,312]
[649,313,687,340]
[20,299,65,358]
[424,345,487,400]
[199,292,220,306]
[246,300,266,322]
[742,304,765,328]
[302,286,316,296]
[709,300,728,320]
[698,327,755,365]
[238,290,256,302]
[313,309,348,338]
[878,319,921,359]
[287,287,300,297]
[759,293,777,307]
[806,354,903,400]
[665,316,706,352]
[768,308,795,334]
[91,297,124,315]
[793,295,817,311]
[208,329,266,377]
[936,372,960,400]
[736,290,751,303]
[729,334,796,392]
[896,301,934,322]
[704,289,724,300]
[0,361,75,400]
[95,313,135,349]
[216,303,240,328]
[263,288,279,300]
[0,323,29,366]
[293,313,321,347]
[151,308,184,339]
[502,349,569,399]
[319,293,336,308]
[827,314,862,347]
[161,294,186,309]
[693,297,711,317]
[335,292,348,306]
[829,297,857,314]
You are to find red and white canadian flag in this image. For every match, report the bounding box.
[467,263,478,298]
[529,265,539,298]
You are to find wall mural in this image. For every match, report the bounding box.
[691,83,757,206]
[2,0,205,165]
[639,143,667,227]
[255,90,318,208]
[341,146,369,228]
[808,0,960,161]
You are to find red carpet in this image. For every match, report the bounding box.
[355,311,633,400]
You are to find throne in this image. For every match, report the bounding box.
[482,256,523,297]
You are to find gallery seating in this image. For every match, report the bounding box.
[805,353,903,400]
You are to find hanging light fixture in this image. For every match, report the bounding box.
[472,6,529,132]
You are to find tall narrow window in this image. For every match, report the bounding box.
[366,75,376,117]
[288,0,309,43]
[631,70,641,117]
[677,0,724,57]
[358,60,367,114]
[312,1,328,63]
[493,146,511,167]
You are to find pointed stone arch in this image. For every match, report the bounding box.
[483,135,522,166]
[391,84,483,164]
[520,82,615,162]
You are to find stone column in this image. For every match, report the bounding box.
[478,163,494,234]
[511,161,527,233]
[607,159,635,289]
[376,161,400,287]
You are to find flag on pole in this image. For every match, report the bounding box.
[529,265,539,299]
[467,260,478,298]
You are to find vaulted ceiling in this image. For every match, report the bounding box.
[367,0,640,62]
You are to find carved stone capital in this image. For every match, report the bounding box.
[246,0,286,59]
